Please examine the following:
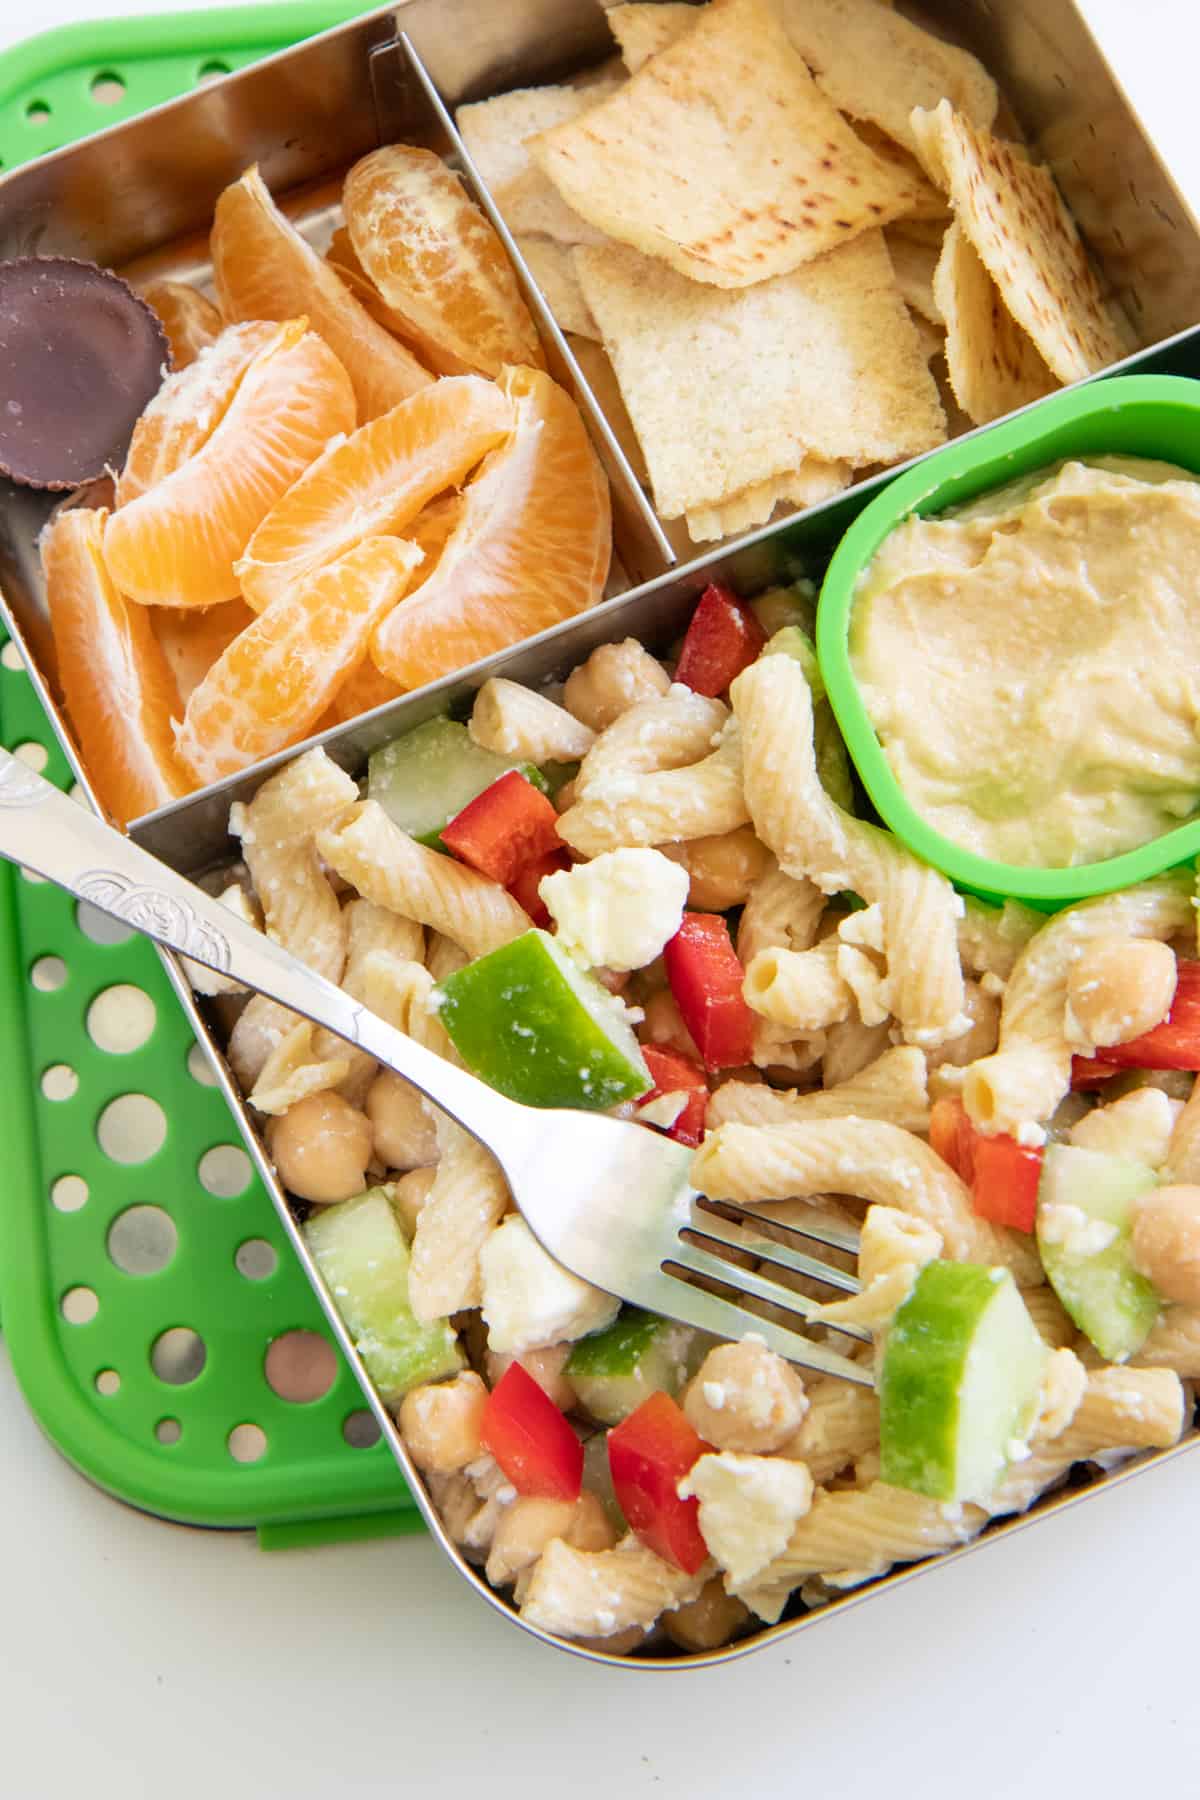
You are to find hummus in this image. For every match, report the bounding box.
[850,456,1200,868]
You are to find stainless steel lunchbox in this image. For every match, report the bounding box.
[1,0,1199,1667]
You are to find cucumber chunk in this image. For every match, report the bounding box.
[566,1309,699,1425]
[880,1261,1046,1503]
[304,1186,462,1404]
[434,928,651,1110]
[1036,1144,1161,1361]
[368,716,545,847]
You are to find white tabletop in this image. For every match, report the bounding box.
[4,4,1200,1795]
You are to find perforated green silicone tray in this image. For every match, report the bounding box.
[0,7,423,1548]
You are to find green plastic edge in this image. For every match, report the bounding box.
[817,373,1200,907]
[0,4,424,1546]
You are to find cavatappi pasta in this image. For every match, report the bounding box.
[204,591,1197,1659]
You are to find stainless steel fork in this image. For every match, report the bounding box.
[0,747,868,1385]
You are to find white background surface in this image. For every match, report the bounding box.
[3,3,1200,1795]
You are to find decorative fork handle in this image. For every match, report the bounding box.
[0,749,524,1152]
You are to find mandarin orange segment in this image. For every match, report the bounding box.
[115,319,278,508]
[174,537,424,784]
[211,165,432,421]
[328,655,407,726]
[370,366,611,689]
[104,319,356,610]
[344,145,545,380]
[141,280,224,369]
[152,598,257,708]
[236,373,514,613]
[41,508,191,826]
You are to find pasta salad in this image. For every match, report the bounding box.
[207,580,1197,1657]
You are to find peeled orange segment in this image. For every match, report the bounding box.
[153,598,257,707]
[41,507,191,826]
[371,366,611,689]
[344,145,545,380]
[211,165,432,420]
[115,320,278,508]
[175,537,424,784]
[104,319,355,610]
[141,280,224,370]
[329,657,407,726]
[236,374,514,613]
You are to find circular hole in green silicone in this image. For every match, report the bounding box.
[95,1369,120,1396]
[198,1143,252,1197]
[235,1238,278,1281]
[51,1174,88,1213]
[151,1326,206,1385]
[90,71,126,105]
[25,99,51,126]
[228,1423,267,1463]
[108,1205,178,1276]
[30,955,67,992]
[87,983,157,1054]
[41,1063,78,1101]
[61,1286,98,1324]
[13,740,48,772]
[344,1410,382,1449]
[97,1093,167,1163]
[187,1041,219,1087]
[155,1418,182,1446]
[197,59,231,84]
[1,640,23,670]
[264,1330,337,1403]
[76,900,133,946]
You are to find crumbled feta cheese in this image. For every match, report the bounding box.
[479,1216,619,1354]
[637,1090,688,1130]
[1015,1120,1047,1149]
[1037,1202,1118,1257]
[677,1452,814,1586]
[540,848,689,972]
[702,1382,728,1411]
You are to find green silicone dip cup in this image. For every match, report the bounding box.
[816,374,1200,907]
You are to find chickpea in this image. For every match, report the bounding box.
[398,1371,487,1474]
[1067,938,1177,1049]
[485,1490,616,1588]
[1132,1184,1200,1304]
[390,1166,437,1239]
[268,1091,372,1203]
[365,1071,439,1171]
[573,1624,654,1657]
[683,1340,808,1453]
[927,979,1001,1070]
[662,1578,752,1653]
[662,828,772,913]
[486,1342,578,1413]
[562,639,671,733]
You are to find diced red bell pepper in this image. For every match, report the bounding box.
[929,1094,976,1184]
[480,1361,583,1501]
[970,1132,1042,1233]
[1070,1055,1122,1090]
[607,1391,711,1573]
[663,912,756,1070]
[637,1044,709,1147]
[508,845,570,928]
[928,1094,1041,1233]
[674,583,767,698]
[1091,959,1200,1071]
[441,769,561,889]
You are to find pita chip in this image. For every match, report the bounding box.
[531,0,933,289]
[457,81,623,245]
[933,220,1055,424]
[686,462,851,543]
[911,100,1132,382]
[607,2,701,71]
[516,235,599,338]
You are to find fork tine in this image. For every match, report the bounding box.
[631,1263,872,1385]
[672,1237,872,1344]
[690,1202,860,1294]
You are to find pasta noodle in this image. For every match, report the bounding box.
[409,1119,510,1321]
[743,938,852,1031]
[706,1046,930,1135]
[693,1118,1043,1281]
[736,861,826,966]
[469,676,597,763]
[561,639,671,733]
[962,876,1193,1135]
[519,1537,712,1639]
[316,799,530,958]
[731,657,966,1047]
[558,723,748,858]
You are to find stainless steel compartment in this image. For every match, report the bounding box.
[2,0,1200,1668]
